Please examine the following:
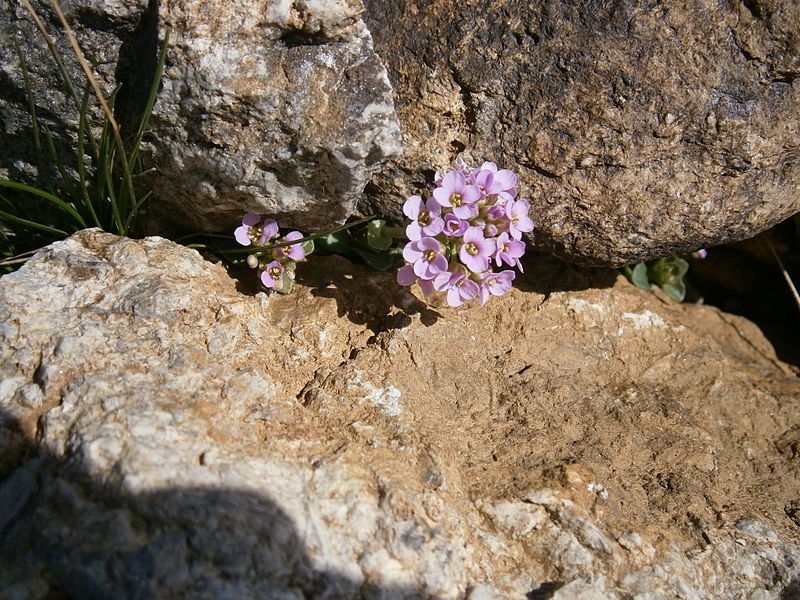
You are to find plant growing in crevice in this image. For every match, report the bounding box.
[622,256,691,302]
[0,0,168,270]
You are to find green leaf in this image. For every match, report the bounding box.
[301,239,315,255]
[77,81,101,228]
[13,35,55,194]
[127,30,170,172]
[277,270,294,294]
[352,246,403,271]
[366,219,393,251]
[630,262,650,289]
[41,122,78,203]
[647,256,689,286]
[314,231,352,255]
[661,281,686,302]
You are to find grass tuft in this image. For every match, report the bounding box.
[0,1,169,271]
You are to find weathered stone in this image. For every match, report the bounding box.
[0,0,129,187]
[0,0,402,232]
[1,230,799,597]
[360,0,800,266]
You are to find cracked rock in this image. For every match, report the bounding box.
[361,0,800,266]
[0,0,402,232]
[1,230,799,597]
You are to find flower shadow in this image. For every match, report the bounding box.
[294,255,442,335]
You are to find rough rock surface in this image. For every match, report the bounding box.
[361,0,800,266]
[0,0,401,231]
[1,230,799,598]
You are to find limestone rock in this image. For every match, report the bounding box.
[1,230,799,598]
[360,0,800,266]
[0,0,402,232]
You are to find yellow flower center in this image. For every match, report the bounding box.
[418,211,430,226]
[423,249,436,262]
[269,267,282,280]
[466,242,479,256]
[450,193,462,207]
[500,243,509,253]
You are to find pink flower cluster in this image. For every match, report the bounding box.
[397,160,533,306]
[234,213,306,292]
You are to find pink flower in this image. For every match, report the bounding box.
[432,171,481,219]
[459,227,496,273]
[433,266,480,307]
[506,198,534,240]
[402,236,449,279]
[397,159,533,307]
[442,213,468,237]
[474,162,517,200]
[403,195,443,241]
[397,265,435,296]
[479,270,515,305]
[494,232,526,271]
[260,260,285,289]
[276,231,306,261]
[234,213,279,246]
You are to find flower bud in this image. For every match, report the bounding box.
[246,254,259,269]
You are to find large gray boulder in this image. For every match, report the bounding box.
[0,0,402,232]
[1,230,799,597]
[361,0,800,266]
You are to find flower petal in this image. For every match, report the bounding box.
[432,187,453,206]
[418,278,435,296]
[492,169,517,190]
[461,185,482,203]
[403,195,424,220]
[397,265,417,286]
[263,219,279,239]
[234,226,252,246]
[406,221,423,241]
[242,213,261,226]
[403,242,422,263]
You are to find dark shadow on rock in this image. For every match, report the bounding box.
[115,0,161,139]
[687,215,800,368]
[232,250,619,332]
[782,578,800,600]
[0,408,417,598]
[295,255,442,335]
[527,580,564,599]
[515,252,619,295]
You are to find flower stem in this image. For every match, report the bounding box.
[382,226,407,239]
[225,215,378,255]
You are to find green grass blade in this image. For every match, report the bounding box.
[12,35,55,194]
[20,0,99,160]
[0,179,86,228]
[41,122,78,203]
[94,101,113,223]
[0,208,68,238]
[110,115,137,235]
[77,83,102,228]
[128,29,170,171]
[123,190,152,234]
[100,138,124,233]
